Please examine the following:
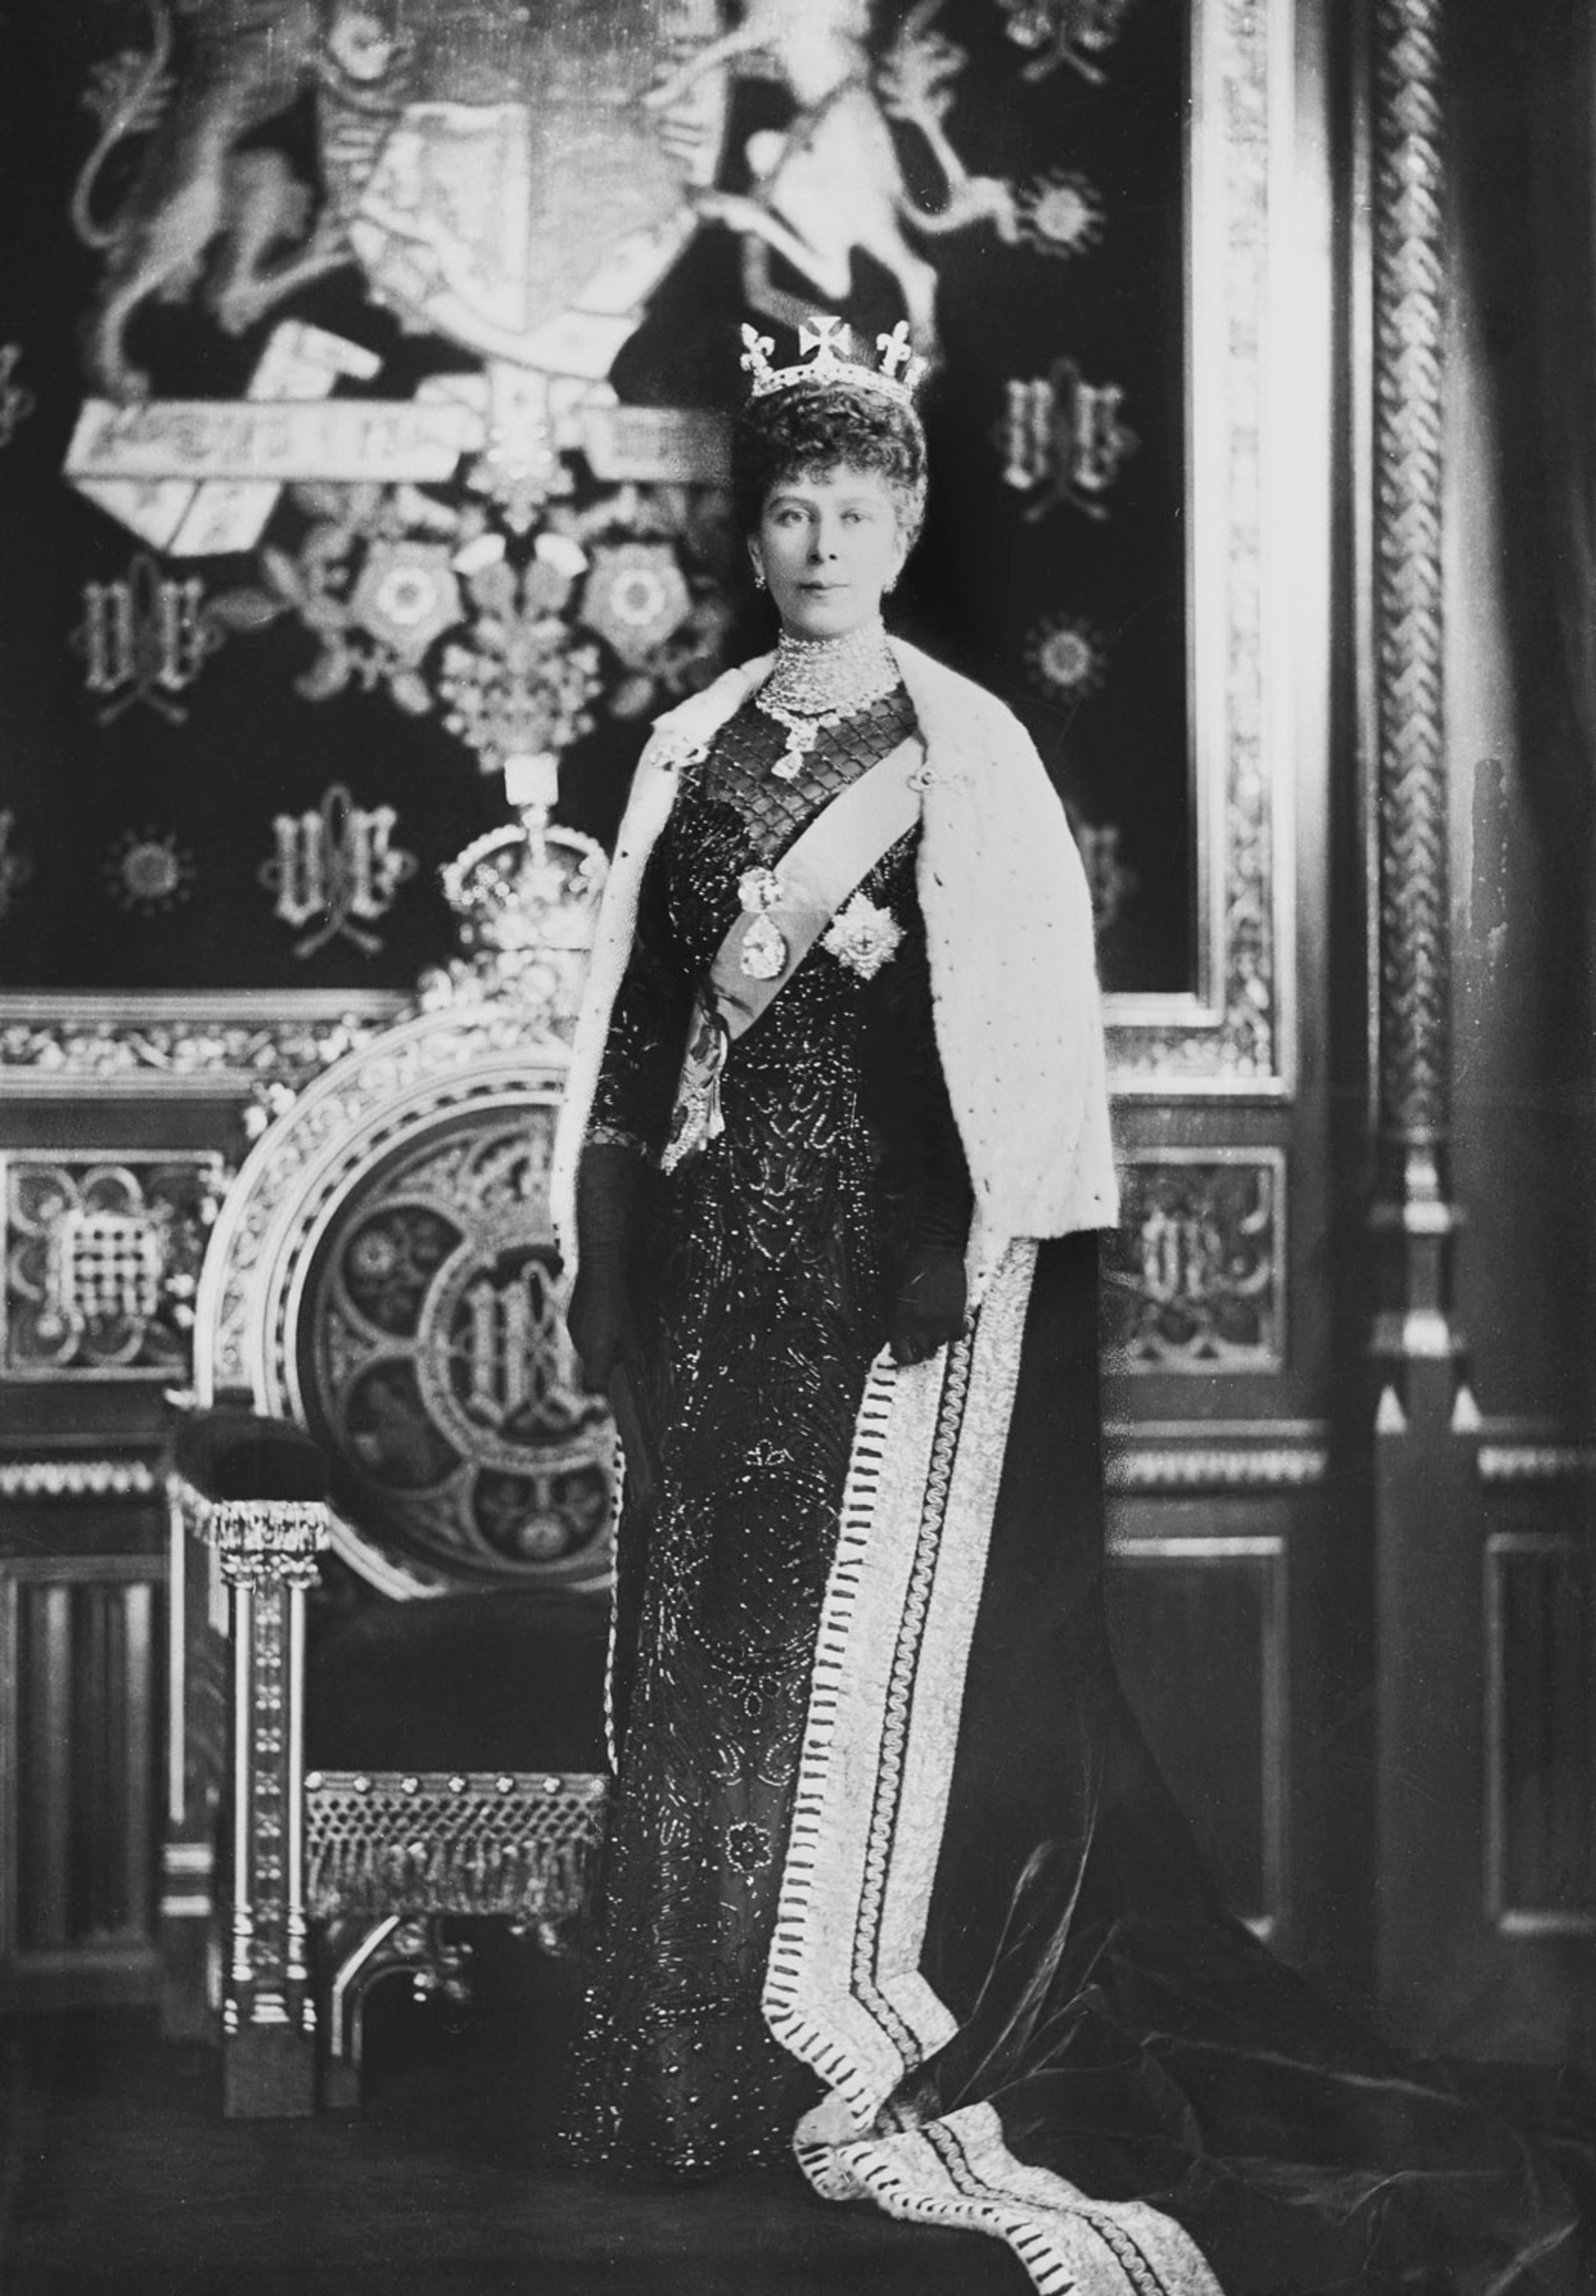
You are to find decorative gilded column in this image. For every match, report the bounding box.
[1367,0,1482,2034]
[1369,0,1463,1385]
[201,1497,329,2116]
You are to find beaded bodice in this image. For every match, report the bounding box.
[656,686,922,1322]
[693,679,916,858]
[589,686,946,1257]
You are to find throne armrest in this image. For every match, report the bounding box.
[172,1407,330,1507]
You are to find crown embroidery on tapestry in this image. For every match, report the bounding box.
[740,316,929,407]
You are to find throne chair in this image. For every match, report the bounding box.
[163,821,614,2116]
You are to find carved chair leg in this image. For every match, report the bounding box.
[321,1915,475,2110]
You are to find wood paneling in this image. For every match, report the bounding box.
[1106,1533,1288,1935]
[0,1547,164,2007]
[1486,1530,1594,1934]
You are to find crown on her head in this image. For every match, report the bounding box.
[740,316,928,408]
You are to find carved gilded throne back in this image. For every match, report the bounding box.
[192,824,615,1600]
[167,823,615,2114]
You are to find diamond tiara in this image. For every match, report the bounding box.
[740,315,928,409]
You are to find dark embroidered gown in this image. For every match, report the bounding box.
[557,684,1596,2291]
[559,685,968,2177]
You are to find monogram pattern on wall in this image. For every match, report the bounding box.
[997,0,1140,83]
[1,1152,225,1379]
[996,359,1138,523]
[1105,1149,1286,1372]
[75,552,223,725]
[260,784,416,960]
[300,1109,611,1585]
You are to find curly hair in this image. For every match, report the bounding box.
[731,381,928,547]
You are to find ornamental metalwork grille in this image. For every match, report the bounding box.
[0,1153,223,1379]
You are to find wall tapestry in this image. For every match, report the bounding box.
[0,0,1186,999]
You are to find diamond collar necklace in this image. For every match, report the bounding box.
[756,620,900,780]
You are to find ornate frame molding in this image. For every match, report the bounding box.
[1106,0,1306,1097]
[0,1456,158,1501]
[1107,1444,1325,1494]
[0,991,405,1099]
[1477,1445,1596,1486]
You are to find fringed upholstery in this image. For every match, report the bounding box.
[304,1770,607,1923]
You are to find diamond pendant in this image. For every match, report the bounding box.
[772,717,820,782]
[741,912,788,979]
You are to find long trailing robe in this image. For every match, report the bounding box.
[551,644,1187,2287]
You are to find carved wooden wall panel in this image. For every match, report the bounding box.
[1,1150,224,1382]
[0,1535,164,2007]
[1106,1152,1286,1374]
[1106,1530,1288,1936]
[1485,1523,1594,1937]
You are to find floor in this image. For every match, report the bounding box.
[0,1937,1023,2296]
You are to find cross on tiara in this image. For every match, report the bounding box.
[798,316,847,365]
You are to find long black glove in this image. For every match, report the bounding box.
[890,1123,972,1368]
[891,1241,969,1368]
[566,1142,643,1394]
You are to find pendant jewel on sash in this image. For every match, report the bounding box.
[741,915,787,978]
[736,864,788,979]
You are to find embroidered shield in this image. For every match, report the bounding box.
[73,0,728,400]
[341,0,728,375]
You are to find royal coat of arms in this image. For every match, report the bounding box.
[74,0,730,403]
[64,0,755,787]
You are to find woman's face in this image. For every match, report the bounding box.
[751,466,907,641]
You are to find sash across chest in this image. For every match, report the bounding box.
[660,734,926,1173]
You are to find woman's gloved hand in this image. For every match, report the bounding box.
[891,1242,968,1368]
[566,1259,632,1394]
[566,1143,643,1393]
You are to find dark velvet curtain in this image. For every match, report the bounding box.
[1505,3,1596,824]
[1461,4,1596,1437]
